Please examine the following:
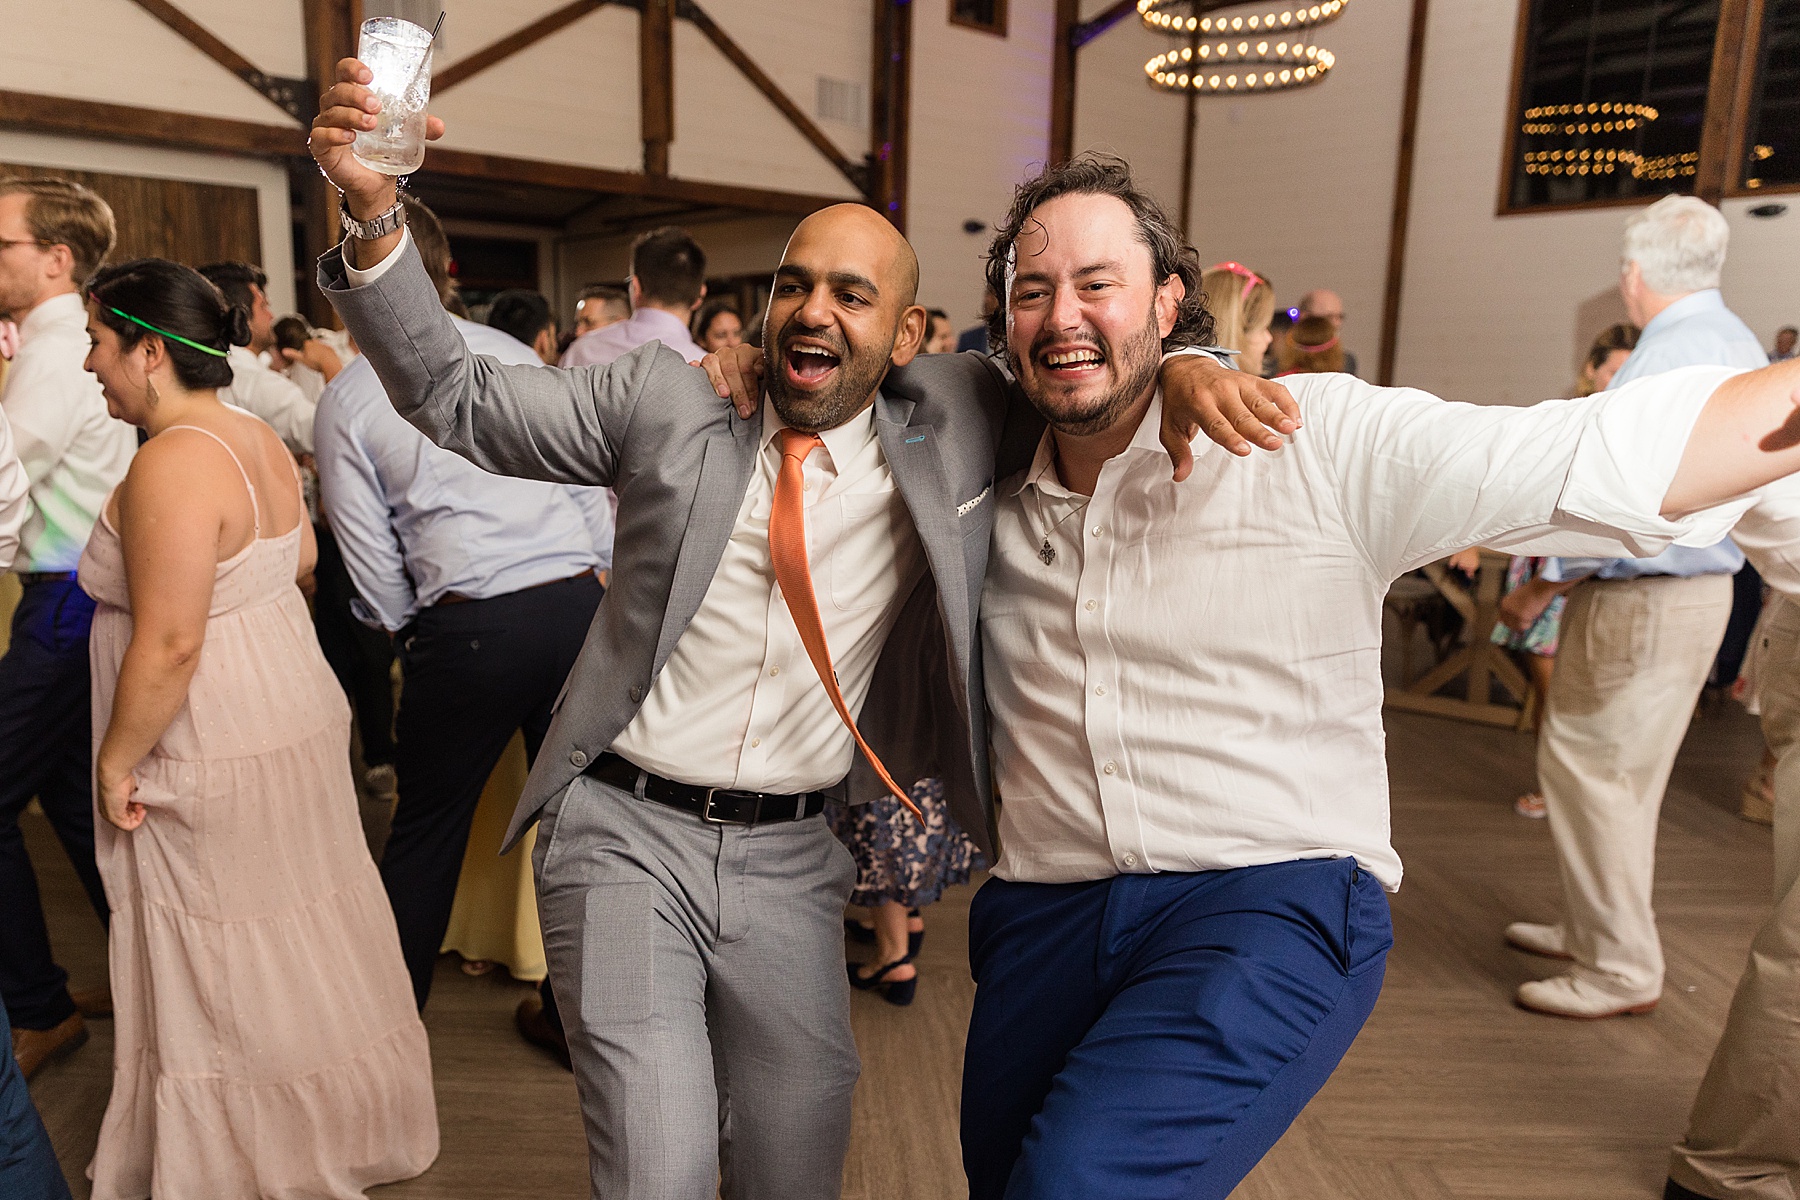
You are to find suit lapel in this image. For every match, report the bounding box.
[652,413,760,676]
[875,394,972,672]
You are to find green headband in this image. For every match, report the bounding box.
[100,304,229,358]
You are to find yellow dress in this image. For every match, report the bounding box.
[438,733,546,982]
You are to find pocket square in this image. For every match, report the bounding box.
[957,483,993,517]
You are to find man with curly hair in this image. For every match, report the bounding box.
[960,155,1800,1200]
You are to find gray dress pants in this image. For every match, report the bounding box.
[534,772,861,1200]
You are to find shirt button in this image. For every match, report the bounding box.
[1102,761,1117,776]
[751,737,762,748]
[1084,599,1098,612]
[1094,685,1107,696]
[1123,852,1138,868]
[630,685,644,703]
[769,667,780,677]
[569,750,588,769]
[1091,525,1104,537]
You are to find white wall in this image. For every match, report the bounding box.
[0,130,297,314]
[908,0,1057,329]
[0,0,305,127]
[1073,0,1410,371]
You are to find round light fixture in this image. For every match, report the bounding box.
[1139,1,1347,94]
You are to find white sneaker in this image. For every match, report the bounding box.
[1504,921,1571,960]
[364,763,399,802]
[1516,973,1658,1019]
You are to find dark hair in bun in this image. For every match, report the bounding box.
[87,257,240,390]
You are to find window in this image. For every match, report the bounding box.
[1744,0,1800,190]
[1501,0,1800,212]
[950,0,1007,37]
[1504,1,1717,211]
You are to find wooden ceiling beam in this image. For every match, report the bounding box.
[421,145,846,216]
[680,1,867,195]
[0,89,306,157]
[435,0,613,95]
[126,0,311,119]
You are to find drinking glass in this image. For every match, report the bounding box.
[352,17,434,176]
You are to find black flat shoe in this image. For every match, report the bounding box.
[844,918,876,944]
[1664,1181,1717,1200]
[848,958,917,1007]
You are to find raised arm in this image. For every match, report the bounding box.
[310,57,653,489]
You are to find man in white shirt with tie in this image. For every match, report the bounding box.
[959,156,1800,1200]
[0,175,135,1078]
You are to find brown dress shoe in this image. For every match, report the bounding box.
[70,987,113,1018]
[515,994,571,1071]
[12,1012,88,1080]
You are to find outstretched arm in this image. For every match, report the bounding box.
[1663,358,1800,514]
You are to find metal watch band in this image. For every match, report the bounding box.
[339,198,407,242]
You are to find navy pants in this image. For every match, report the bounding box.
[0,995,71,1199]
[0,580,107,1032]
[963,857,1391,1200]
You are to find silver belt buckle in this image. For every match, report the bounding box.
[701,788,760,824]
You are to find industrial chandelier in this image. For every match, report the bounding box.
[1139,1,1348,94]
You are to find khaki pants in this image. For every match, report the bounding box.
[1669,593,1800,1200]
[1537,573,1734,998]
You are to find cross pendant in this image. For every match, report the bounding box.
[1038,539,1056,566]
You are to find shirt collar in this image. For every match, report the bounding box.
[629,307,695,343]
[19,291,84,343]
[1641,288,1725,341]
[759,391,880,471]
[1014,389,1168,500]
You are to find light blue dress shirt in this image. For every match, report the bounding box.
[314,317,615,631]
[1544,290,1767,584]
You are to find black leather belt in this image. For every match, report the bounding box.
[587,752,827,825]
[17,571,77,586]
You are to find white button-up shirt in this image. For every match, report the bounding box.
[225,345,317,457]
[983,367,1751,891]
[609,396,925,794]
[0,405,31,571]
[1,292,135,573]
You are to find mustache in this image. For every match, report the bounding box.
[1030,330,1108,360]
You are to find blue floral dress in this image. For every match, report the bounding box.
[827,778,986,909]
[1490,556,1564,657]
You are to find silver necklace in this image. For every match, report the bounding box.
[1025,460,1089,565]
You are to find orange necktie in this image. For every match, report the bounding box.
[767,427,922,820]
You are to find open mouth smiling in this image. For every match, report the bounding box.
[1038,344,1107,377]
[783,339,842,387]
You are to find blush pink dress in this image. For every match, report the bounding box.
[79,424,438,1199]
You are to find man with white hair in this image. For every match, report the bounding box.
[1501,195,1768,1019]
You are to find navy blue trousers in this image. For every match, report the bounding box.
[0,580,107,1031]
[0,995,71,1199]
[963,857,1391,1200]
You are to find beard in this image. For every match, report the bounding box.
[763,311,896,433]
[1009,303,1164,438]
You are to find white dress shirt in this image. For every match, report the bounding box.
[225,345,317,457]
[609,395,925,794]
[1731,473,1800,599]
[983,367,1752,891]
[0,405,31,572]
[314,317,615,631]
[0,292,135,573]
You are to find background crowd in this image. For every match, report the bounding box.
[0,164,1794,1200]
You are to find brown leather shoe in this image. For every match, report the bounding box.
[12,1012,88,1080]
[515,995,571,1071]
[70,987,113,1018]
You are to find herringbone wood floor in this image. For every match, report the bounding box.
[26,704,1774,1199]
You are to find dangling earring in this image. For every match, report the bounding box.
[144,377,160,410]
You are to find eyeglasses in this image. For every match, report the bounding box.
[0,239,52,252]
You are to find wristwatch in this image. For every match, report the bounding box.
[340,197,407,242]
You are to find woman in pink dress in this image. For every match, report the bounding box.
[78,258,437,1199]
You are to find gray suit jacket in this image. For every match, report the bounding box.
[319,243,1031,857]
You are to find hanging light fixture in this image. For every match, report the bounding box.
[1138,1,1349,94]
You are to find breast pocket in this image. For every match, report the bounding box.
[830,491,917,612]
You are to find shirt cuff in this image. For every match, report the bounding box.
[342,227,413,288]
[1540,558,1605,584]
[1556,365,1757,554]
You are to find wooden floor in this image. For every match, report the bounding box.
[26,704,1774,1199]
